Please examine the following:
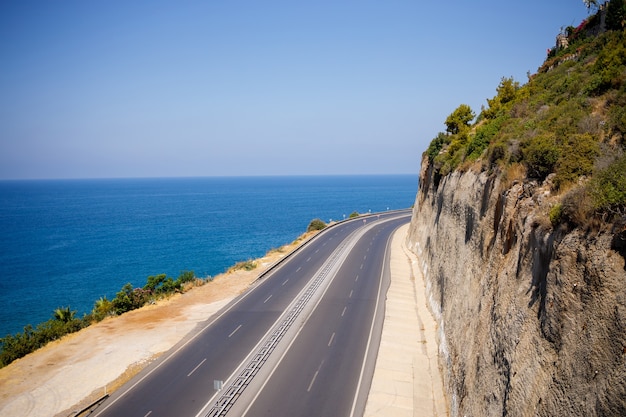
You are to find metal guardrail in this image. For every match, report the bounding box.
[70,394,109,417]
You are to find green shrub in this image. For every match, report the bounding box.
[91,296,115,322]
[230,260,257,272]
[113,283,150,315]
[589,31,626,95]
[590,153,626,214]
[426,132,448,160]
[307,218,327,231]
[144,273,181,295]
[176,270,196,285]
[549,203,564,226]
[523,135,560,180]
[466,116,507,161]
[349,211,360,218]
[553,133,599,189]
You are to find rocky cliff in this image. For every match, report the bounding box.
[407,158,626,416]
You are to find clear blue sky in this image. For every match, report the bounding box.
[0,1,591,179]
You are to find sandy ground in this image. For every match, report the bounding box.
[0,226,446,417]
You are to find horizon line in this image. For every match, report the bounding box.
[0,172,419,182]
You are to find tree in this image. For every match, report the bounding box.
[584,0,599,12]
[606,0,626,30]
[445,104,475,135]
[482,77,520,120]
[92,297,114,321]
[53,306,76,323]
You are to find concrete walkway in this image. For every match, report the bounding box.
[364,224,448,417]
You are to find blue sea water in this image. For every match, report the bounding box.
[0,175,417,338]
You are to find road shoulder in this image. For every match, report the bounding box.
[364,223,448,417]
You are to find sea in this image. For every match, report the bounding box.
[0,175,417,338]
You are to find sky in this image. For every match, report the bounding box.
[0,1,591,179]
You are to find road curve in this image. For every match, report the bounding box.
[93,210,411,417]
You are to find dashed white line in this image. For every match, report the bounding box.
[144,411,153,417]
[315,249,319,253]
[306,257,311,262]
[264,295,273,303]
[228,324,242,338]
[342,306,347,317]
[282,279,289,286]
[296,267,302,272]
[349,290,353,298]
[355,275,359,282]
[307,361,325,392]
[360,263,364,270]
[187,358,207,377]
[328,332,336,347]
[363,255,367,260]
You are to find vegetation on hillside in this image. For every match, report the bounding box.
[307,218,327,231]
[0,270,202,367]
[425,0,626,226]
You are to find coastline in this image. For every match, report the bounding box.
[0,233,312,417]
[0,224,446,417]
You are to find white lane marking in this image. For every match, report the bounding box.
[296,267,302,272]
[342,306,347,317]
[349,218,402,417]
[355,275,359,282]
[307,361,325,392]
[315,249,319,253]
[282,279,289,286]
[306,257,311,262]
[187,358,207,377]
[264,295,273,303]
[328,332,336,347]
[349,290,353,298]
[228,324,242,338]
[363,255,367,260]
[360,264,364,270]
[144,412,152,417]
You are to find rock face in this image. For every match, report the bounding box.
[407,158,626,417]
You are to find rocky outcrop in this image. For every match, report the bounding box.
[407,158,626,416]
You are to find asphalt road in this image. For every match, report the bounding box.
[92,210,410,417]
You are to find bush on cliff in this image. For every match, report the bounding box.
[424,13,626,221]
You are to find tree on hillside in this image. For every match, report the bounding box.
[481,77,520,120]
[53,306,76,323]
[445,104,475,135]
[584,0,599,12]
[606,0,626,29]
